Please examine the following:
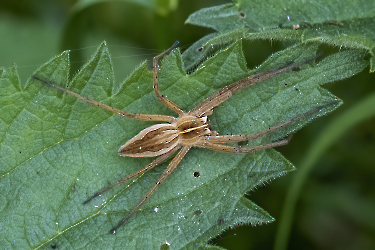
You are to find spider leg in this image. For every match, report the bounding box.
[83,146,180,205]
[153,41,185,115]
[204,102,337,144]
[196,138,290,153]
[110,145,191,234]
[31,75,177,123]
[189,53,323,117]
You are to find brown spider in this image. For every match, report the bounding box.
[32,41,326,234]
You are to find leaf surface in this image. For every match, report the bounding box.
[0,40,367,249]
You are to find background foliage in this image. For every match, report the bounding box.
[1,0,375,249]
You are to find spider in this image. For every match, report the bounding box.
[32,41,326,234]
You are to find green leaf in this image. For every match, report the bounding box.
[0,40,367,249]
[185,0,375,72]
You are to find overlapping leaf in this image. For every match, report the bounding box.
[184,0,375,72]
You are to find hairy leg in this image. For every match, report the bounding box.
[189,53,323,117]
[196,138,290,153]
[31,75,177,123]
[203,102,337,144]
[152,41,184,115]
[110,146,191,234]
[83,146,180,205]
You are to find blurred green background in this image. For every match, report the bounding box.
[1,0,375,249]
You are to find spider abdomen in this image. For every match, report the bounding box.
[118,124,179,157]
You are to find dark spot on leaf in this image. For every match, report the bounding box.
[238,140,248,146]
[247,173,256,179]
[239,12,246,18]
[217,218,225,225]
[51,243,57,249]
[197,47,204,52]
[194,209,202,216]
[160,244,170,250]
[193,171,200,177]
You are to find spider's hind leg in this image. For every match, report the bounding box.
[109,146,190,234]
[82,147,179,205]
[196,101,338,154]
[196,137,291,154]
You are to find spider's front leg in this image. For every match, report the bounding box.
[31,75,176,123]
[188,52,323,118]
[153,41,185,116]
